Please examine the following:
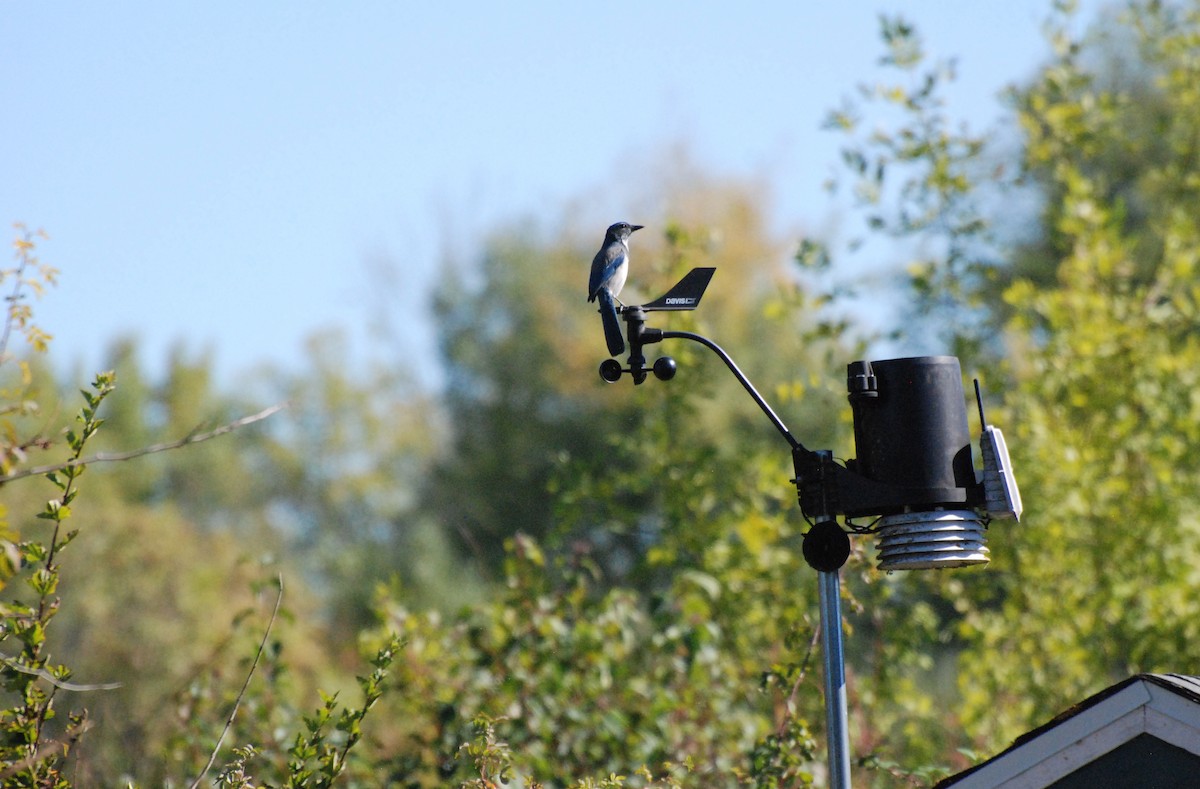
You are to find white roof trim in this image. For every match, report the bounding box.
[1004,707,1146,787]
[1145,683,1200,753]
[946,677,1200,789]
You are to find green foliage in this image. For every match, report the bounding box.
[7,5,1200,786]
[0,230,410,785]
[825,14,997,357]
[359,173,860,787]
[279,635,400,788]
[821,2,1200,775]
[427,173,849,584]
[0,369,402,785]
[953,0,1200,746]
[456,713,697,789]
[215,745,260,789]
[0,372,113,786]
[0,225,62,592]
[0,224,56,372]
[252,329,470,631]
[457,715,525,789]
[371,533,820,788]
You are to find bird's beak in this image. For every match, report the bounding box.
[631,225,644,232]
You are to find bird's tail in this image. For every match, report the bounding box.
[597,290,625,357]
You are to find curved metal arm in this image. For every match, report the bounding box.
[660,330,806,453]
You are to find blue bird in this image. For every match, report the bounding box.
[588,221,643,356]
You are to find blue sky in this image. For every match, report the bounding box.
[3,2,1099,385]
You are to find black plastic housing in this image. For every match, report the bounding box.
[795,356,983,520]
[848,356,976,492]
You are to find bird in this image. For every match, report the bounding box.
[588,221,643,356]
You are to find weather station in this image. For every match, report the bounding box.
[591,261,1021,789]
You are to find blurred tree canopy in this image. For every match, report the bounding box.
[425,166,850,584]
[958,0,1200,746]
[1,1,1200,785]
[825,0,1200,762]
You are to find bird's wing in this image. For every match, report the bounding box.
[588,245,627,301]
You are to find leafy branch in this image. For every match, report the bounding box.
[1,224,59,477]
[0,372,115,785]
[1,224,57,365]
[282,634,402,788]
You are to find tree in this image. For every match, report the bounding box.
[339,153,876,786]
[17,4,1200,782]
[956,0,1200,746]
[0,229,400,785]
[822,1,1200,769]
[258,328,487,627]
[424,159,850,583]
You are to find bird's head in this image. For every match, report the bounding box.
[606,222,644,242]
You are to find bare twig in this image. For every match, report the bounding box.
[0,403,287,484]
[188,574,284,789]
[0,658,121,692]
[782,623,823,733]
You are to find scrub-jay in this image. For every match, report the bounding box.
[588,221,643,356]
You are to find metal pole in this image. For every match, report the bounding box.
[819,569,852,789]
